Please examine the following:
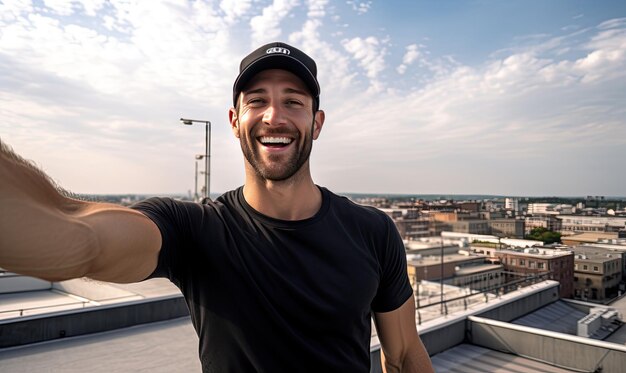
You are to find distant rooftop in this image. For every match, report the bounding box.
[495,247,574,258]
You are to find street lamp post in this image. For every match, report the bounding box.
[440,234,444,313]
[194,154,204,202]
[181,118,211,200]
[194,158,198,201]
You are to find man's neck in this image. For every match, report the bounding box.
[242,170,322,221]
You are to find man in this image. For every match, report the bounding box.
[0,42,434,372]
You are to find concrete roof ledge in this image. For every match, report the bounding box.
[469,315,626,352]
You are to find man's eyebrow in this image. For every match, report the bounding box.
[242,88,266,96]
[242,87,309,97]
[284,87,308,96]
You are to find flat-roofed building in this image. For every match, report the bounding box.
[393,218,430,240]
[492,247,574,298]
[528,203,556,215]
[450,220,490,235]
[505,197,519,212]
[557,216,626,236]
[561,232,620,246]
[572,246,622,302]
[457,201,481,213]
[425,211,490,236]
[442,231,543,249]
[406,253,504,293]
[528,203,575,215]
[579,240,626,283]
[489,218,525,238]
[524,215,561,234]
[451,262,504,291]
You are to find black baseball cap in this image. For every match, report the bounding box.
[233,42,320,110]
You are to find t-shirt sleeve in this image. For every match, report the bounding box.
[130,197,202,284]
[371,215,413,313]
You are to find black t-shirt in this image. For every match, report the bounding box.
[132,186,412,372]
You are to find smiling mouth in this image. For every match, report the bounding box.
[258,136,294,148]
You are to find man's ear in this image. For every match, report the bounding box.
[312,110,325,140]
[229,108,240,138]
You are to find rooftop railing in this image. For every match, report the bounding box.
[415,272,551,324]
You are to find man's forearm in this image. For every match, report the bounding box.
[0,139,99,281]
[383,354,434,373]
[381,337,434,373]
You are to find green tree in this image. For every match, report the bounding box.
[526,227,561,244]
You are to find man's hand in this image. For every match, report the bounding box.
[374,297,434,373]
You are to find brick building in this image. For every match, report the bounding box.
[490,248,574,298]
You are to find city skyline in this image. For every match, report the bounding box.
[1,1,625,196]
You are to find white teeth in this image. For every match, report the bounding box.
[259,136,292,144]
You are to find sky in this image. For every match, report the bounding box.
[1,0,625,197]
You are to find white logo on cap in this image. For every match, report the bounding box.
[266,47,290,55]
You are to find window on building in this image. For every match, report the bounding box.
[538,262,545,269]
[520,259,525,266]
[583,265,588,270]
[593,266,599,272]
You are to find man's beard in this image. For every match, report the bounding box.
[239,122,314,182]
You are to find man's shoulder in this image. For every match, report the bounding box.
[323,188,392,226]
[130,188,241,210]
[131,196,199,210]
[214,187,241,207]
[131,196,183,211]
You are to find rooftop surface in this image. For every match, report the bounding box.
[0,316,584,373]
[0,317,201,373]
[430,343,574,373]
[3,278,626,372]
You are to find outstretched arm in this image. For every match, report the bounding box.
[374,297,434,373]
[0,139,161,283]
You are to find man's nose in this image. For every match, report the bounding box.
[262,102,287,126]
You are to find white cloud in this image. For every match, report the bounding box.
[41,0,76,16]
[0,0,34,20]
[307,0,328,18]
[249,0,300,46]
[597,17,626,30]
[346,1,371,15]
[289,11,354,95]
[313,18,626,195]
[76,0,108,16]
[220,0,253,24]
[397,43,421,74]
[342,36,386,90]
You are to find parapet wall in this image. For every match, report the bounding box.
[418,281,560,355]
[469,315,626,373]
[0,295,189,348]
